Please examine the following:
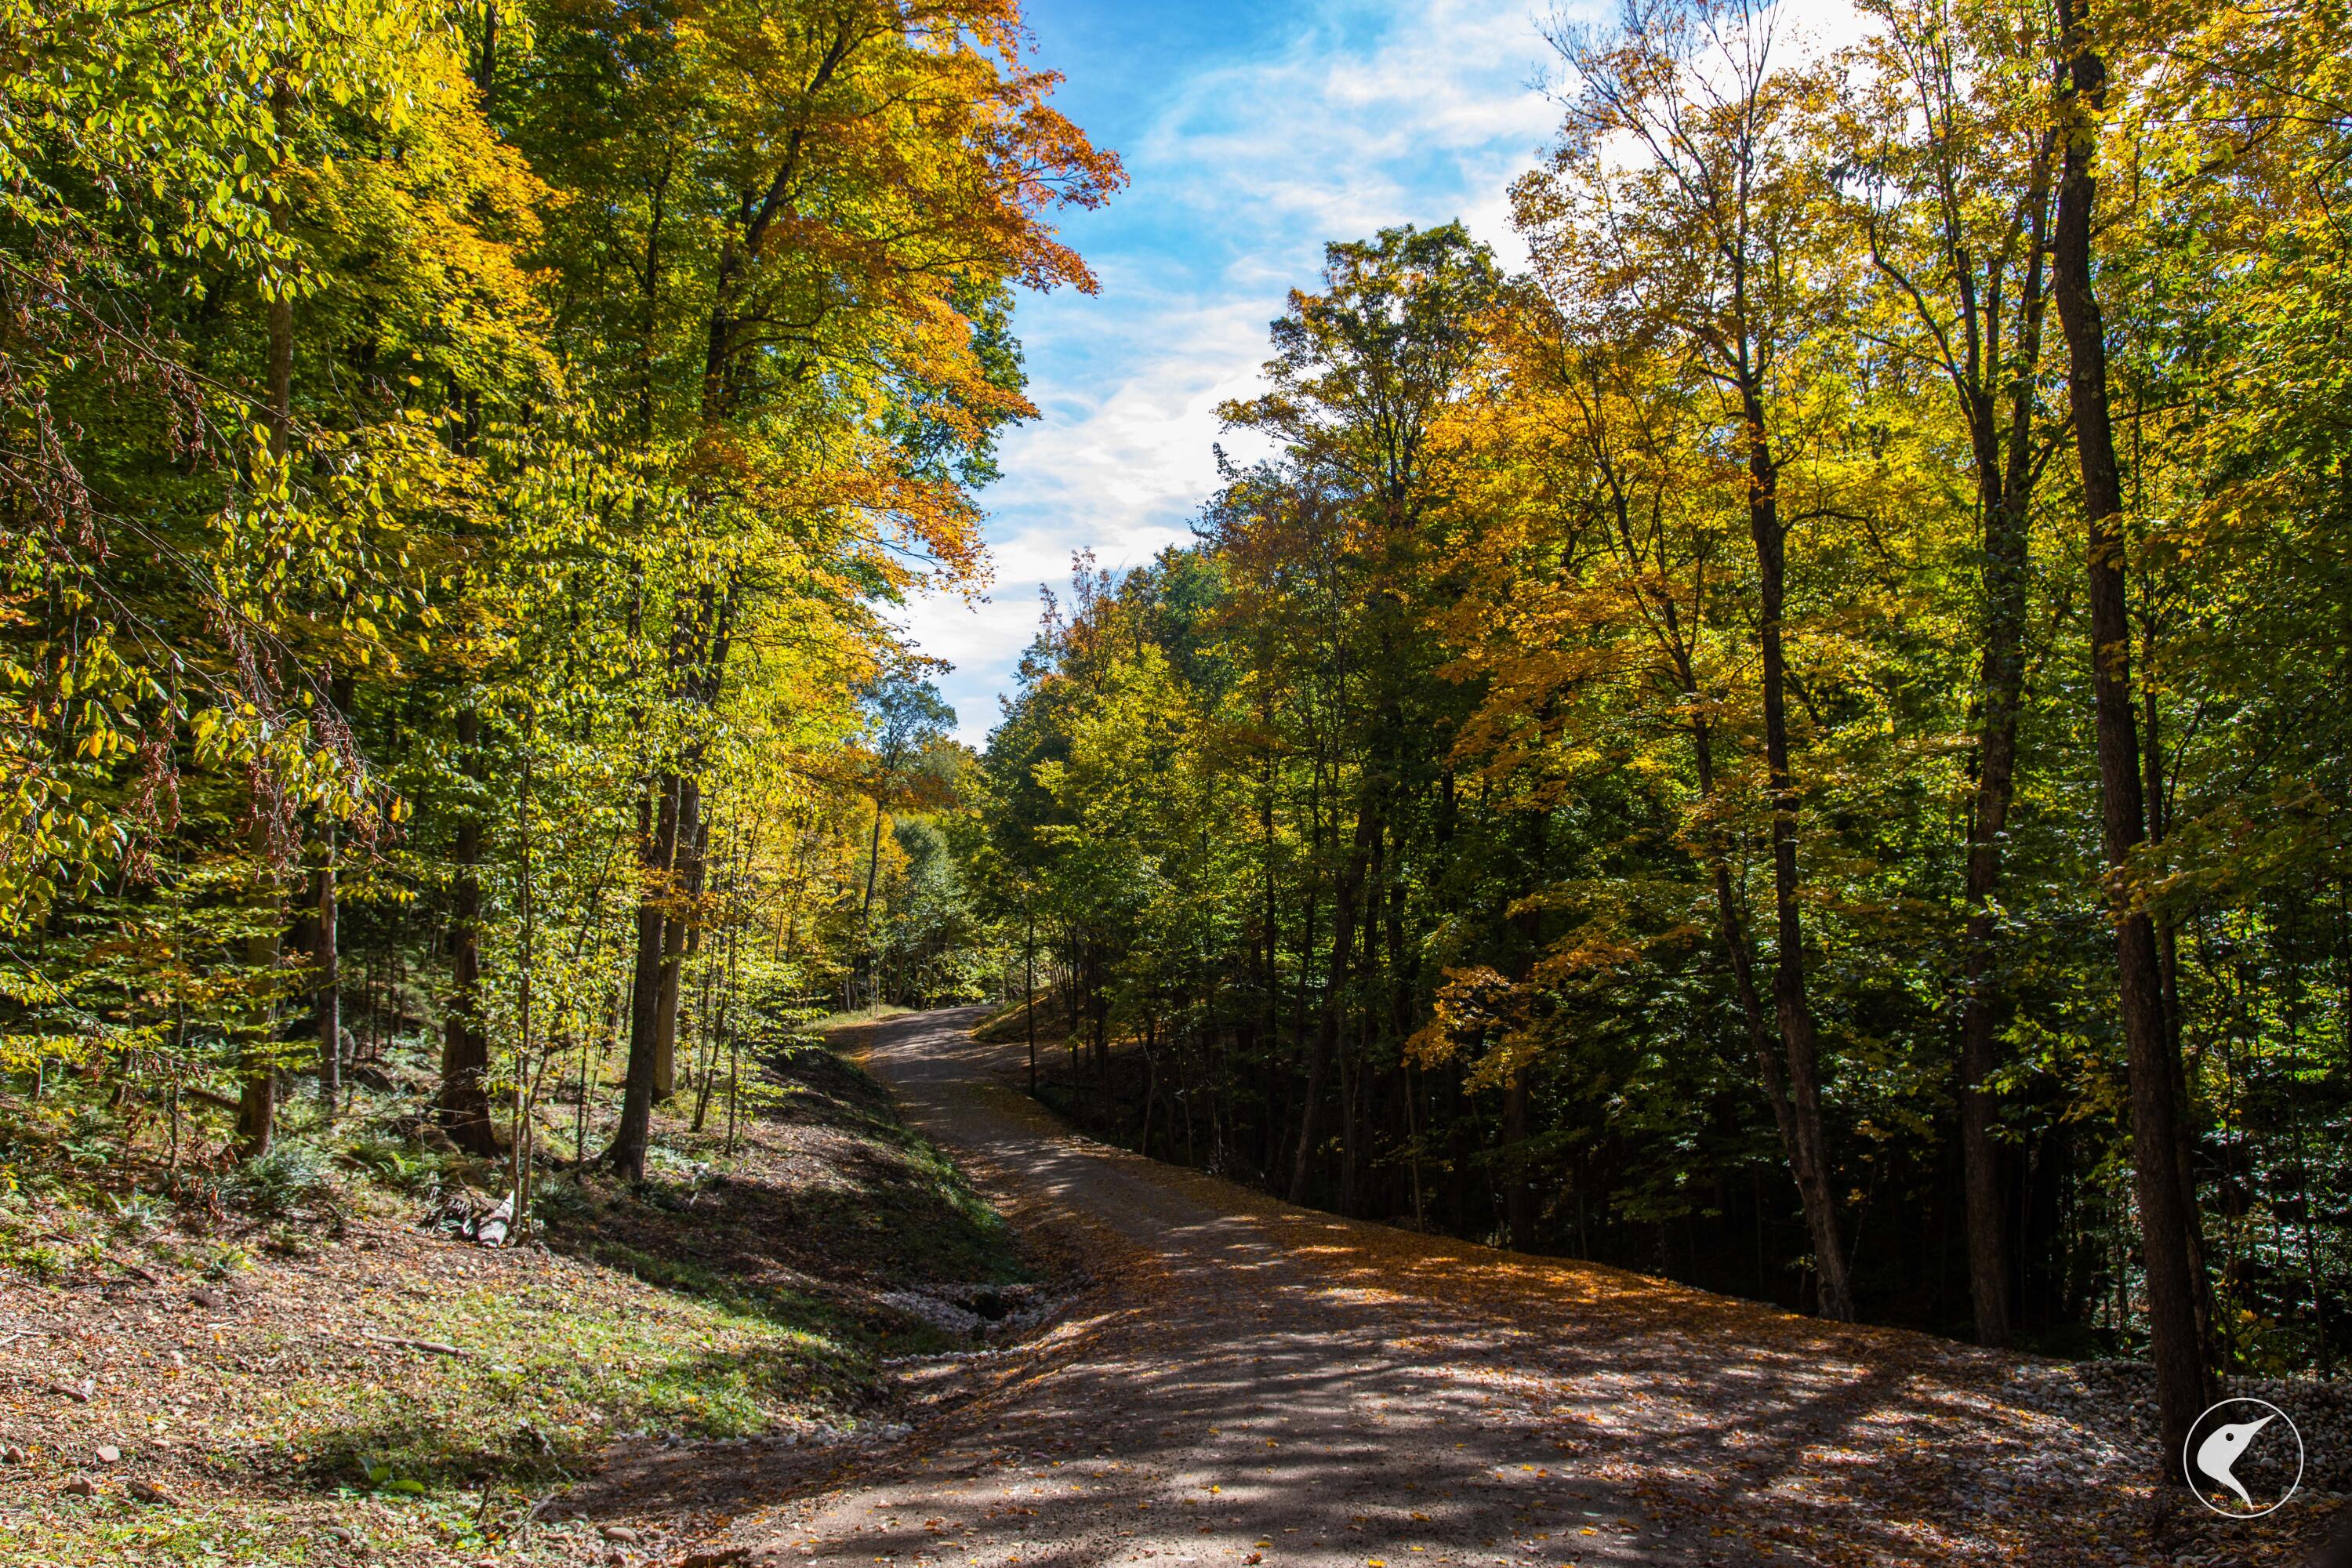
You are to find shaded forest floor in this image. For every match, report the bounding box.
[0,1031,1039,1566]
[776,1004,2344,1568]
[7,1005,2345,1568]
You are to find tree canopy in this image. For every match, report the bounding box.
[9,0,2352,1490]
[963,0,2352,1468]
[1,0,1117,1210]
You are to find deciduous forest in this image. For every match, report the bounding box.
[3,0,2350,1554]
[4,0,1112,1197]
[964,0,2352,1468]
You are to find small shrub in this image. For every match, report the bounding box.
[340,1134,444,1193]
[60,1135,113,1170]
[223,1142,335,1218]
[645,1144,709,1179]
[263,1223,318,1259]
[276,1097,328,1138]
[106,1191,168,1236]
[2,1240,64,1281]
[198,1241,252,1279]
[165,1171,227,1229]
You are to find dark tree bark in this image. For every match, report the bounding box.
[1741,380,1855,1323]
[2051,0,2211,1473]
[1088,944,1109,1083]
[313,820,339,1105]
[2141,628,2218,1360]
[437,706,497,1155]
[234,1051,274,1155]
[1949,154,2055,1350]
[1384,812,1415,1092]
[236,77,299,1164]
[1682,702,1813,1298]
[473,0,497,106]
[1501,808,1548,1254]
[307,669,355,1110]
[1261,725,1282,1077]
[615,571,732,1160]
[1024,901,1038,1097]
[1290,793,1374,1203]
[1575,354,1819,1309]
[860,791,887,1007]
[608,772,680,1180]
[653,775,703,1099]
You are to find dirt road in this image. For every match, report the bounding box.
[720,1007,2296,1568]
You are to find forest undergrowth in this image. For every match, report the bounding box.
[0,1025,1030,1567]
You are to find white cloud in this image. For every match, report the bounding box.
[1145,0,1560,247]
[905,0,1851,742]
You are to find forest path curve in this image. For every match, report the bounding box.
[726,1007,2198,1568]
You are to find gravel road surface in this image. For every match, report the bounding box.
[711,1007,2310,1568]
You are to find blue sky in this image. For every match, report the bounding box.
[898,0,1571,744]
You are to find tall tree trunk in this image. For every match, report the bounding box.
[438,706,496,1154]
[1089,946,1109,1082]
[1693,722,1805,1261]
[862,793,887,1007]
[1140,1018,1158,1159]
[473,0,497,106]
[1958,585,2026,1347]
[312,670,355,1109]
[1503,808,1547,1253]
[2142,628,2217,1360]
[314,819,339,1105]
[1670,643,1816,1305]
[1024,901,1038,1097]
[1067,949,1081,1085]
[1742,384,1854,1323]
[1955,162,2053,1352]
[2051,0,2210,1472]
[1262,730,1282,1069]
[1338,993,1366,1215]
[1385,815,1414,1080]
[1290,793,1374,1203]
[608,772,680,1179]
[1345,820,1388,1216]
[654,776,702,1099]
[235,76,299,1163]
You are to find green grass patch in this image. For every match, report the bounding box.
[283,1269,850,1493]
